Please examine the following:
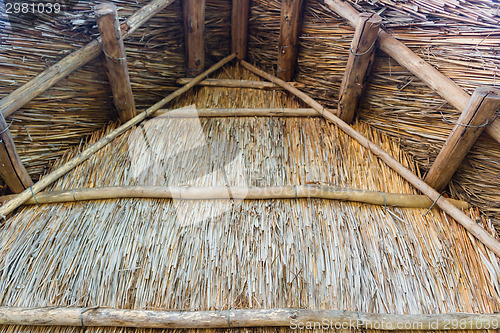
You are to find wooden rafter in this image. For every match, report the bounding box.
[425,87,500,191]
[231,0,251,60]
[323,0,500,144]
[176,78,305,89]
[0,0,176,119]
[0,113,33,193]
[96,2,137,122]
[277,0,304,81]
[183,0,206,76]
[338,13,381,123]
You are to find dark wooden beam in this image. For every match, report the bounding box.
[338,13,381,124]
[183,0,205,76]
[277,0,304,81]
[96,3,137,123]
[231,0,251,60]
[0,113,33,193]
[425,86,500,192]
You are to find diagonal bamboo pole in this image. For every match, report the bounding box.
[0,54,235,219]
[0,307,498,330]
[240,60,500,258]
[0,0,176,118]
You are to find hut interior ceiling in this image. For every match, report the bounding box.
[0,68,499,332]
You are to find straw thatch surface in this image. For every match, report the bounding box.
[2,0,500,230]
[1,67,499,333]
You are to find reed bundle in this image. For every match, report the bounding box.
[0,66,498,333]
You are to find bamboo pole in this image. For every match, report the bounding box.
[338,13,381,123]
[323,0,500,144]
[183,0,205,76]
[240,60,500,258]
[0,113,33,193]
[425,87,500,192]
[96,2,137,122]
[0,185,469,209]
[278,0,304,81]
[152,108,318,117]
[231,0,250,60]
[0,0,175,119]
[176,78,305,89]
[0,307,498,330]
[0,54,235,219]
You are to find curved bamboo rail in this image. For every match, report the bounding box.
[0,185,469,209]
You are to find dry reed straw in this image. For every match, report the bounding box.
[240,60,500,257]
[0,54,236,219]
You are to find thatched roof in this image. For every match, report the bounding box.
[1,0,500,330]
[1,73,499,332]
[1,0,499,227]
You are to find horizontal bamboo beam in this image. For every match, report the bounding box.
[0,185,469,209]
[0,0,175,118]
[323,0,500,144]
[240,60,500,258]
[183,0,205,76]
[0,54,235,219]
[0,307,498,330]
[425,87,500,191]
[0,113,33,193]
[278,0,304,81]
[152,108,319,117]
[338,13,381,123]
[231,0,251,60]
[176,78,306,89]
[96,2,137,122]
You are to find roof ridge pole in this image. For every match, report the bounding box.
[240,59,500,258]
[277,0,304,81]
[425,86,500,191]
[338,13,381,124]
[183,0,206,76]
[231,0,251,60]
[96,2,137,123]
[323,0,500,144]
[0,113,33,193]
[0,53,236,220]
[0,0,176,119]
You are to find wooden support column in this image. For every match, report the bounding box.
[0,114,33,193]
[231,0,250,60]
[183,0,205,76]
[96,3,137,123]
[277,0,304,81]
[425,87,500,192]
[338,13,381,124]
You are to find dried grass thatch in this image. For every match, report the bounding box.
[1,0,500,229]
[0,66,499,332]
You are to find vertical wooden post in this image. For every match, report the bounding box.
[425,86,500,192]
[277,0,304,81]
[337,13,381,124]
[0,114,33,193]
[231,0,251,60]
[96,2,137,123]
[183,0,206,76]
